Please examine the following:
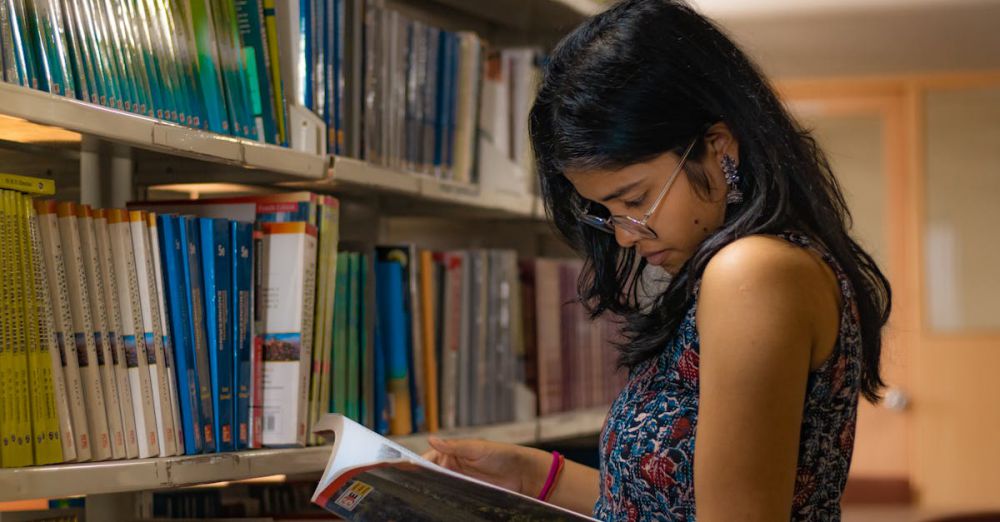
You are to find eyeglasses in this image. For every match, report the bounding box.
[575,136,699,240]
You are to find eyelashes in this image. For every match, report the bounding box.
[623,194,646,209]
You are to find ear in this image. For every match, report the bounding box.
[704,122,739,167]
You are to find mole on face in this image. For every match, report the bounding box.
[694,219,700,225]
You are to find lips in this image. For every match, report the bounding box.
[640,249,670,266]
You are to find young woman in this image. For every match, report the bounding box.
[425,0,891,519]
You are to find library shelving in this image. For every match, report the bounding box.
[0,0,607,518]
[0,407,607,502]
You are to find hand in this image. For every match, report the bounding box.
[422,437,552,497]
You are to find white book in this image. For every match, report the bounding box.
[453,32,482,184]
[56,202,112,461]
[260,222,317,447]
[129,211,178,457]
[145,213,185,455]
[28,203,77,462]
[76,205,127,460]
[34,200,91,461]
[107,209,159,458]
[94,210,140,459]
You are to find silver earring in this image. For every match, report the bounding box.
[721,153,743,205]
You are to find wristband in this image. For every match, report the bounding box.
[537,451,565,502]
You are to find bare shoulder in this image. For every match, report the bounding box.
[701,234,835,296]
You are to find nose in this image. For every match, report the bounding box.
[614,226,642,249]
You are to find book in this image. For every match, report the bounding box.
[180,215,216,452]
[157,214,203,455]
[418,250,438,433]
[310,414,595,521]
[261,0,289,145]
[373,258,411,436]
[199,217,235,452]
[0,173,55,196]
[76,205,127,460]
[146,213,186,455]
[3,191,35,466]
[234,0,280,144]
[34,199,91,461]
[260,221,317,446]
[56,202,112,461]
[26,197,75,463]
[345,252,361,422]
[130,210,179,457]
[231,221,253,449]
[187,0,230,134]
[106,208,159,458]
[94,209,140,459]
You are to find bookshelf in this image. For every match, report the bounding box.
[0,0,608,518]
[0,409,607,502]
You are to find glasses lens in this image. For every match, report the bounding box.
[578,213,615,234]
[611,216,658,240]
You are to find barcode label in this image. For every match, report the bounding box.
[265,415,276,432]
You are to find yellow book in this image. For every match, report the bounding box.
[7,191,34,466]
[1,190,10,467]
[27,198,75,462]
[0,173,55,196]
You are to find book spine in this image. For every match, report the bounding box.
[182,216,216,451]
[33,200,91,461]
[58,0,89,102]
[345,252,360,421]
[79,0,123,110]
[419,250,439,432]
[107,210,159,458]
[332,250,348,417]
[61,0,101,106]
[157,214,203,455]
[163,0,204,127]
[146,213,186,455]
[9,0,40,90]
[76,205,127,460]
[260,222,316,446]
[306,203,329,445]
[143,0,188,123]
[249,228,264,447]
[187,0,229,133]
[1,192,14,467]
[374,257,412,436]
[0,1,20,85]
[128,211,178,457]
[27,199,75,462]
[232,221,253,449]
[235,0,278,143]
[94,211,139,459]
[201,218,234,451]
[261,0,288,145]
[56,202,112,461]
[94,0,138,113]
[4,192,33,466]
[31,0,73,97]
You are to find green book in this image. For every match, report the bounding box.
[346,252,360,421]
[186,0,229,134]
[331,252,349,415]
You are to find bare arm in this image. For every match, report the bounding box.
[694,236,838,521]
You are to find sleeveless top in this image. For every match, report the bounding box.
[594,233,862,521]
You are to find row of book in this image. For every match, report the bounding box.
[0,0,291,144]
[0,1,542,194]
[0,184,623,467]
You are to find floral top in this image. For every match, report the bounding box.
[594,233,862,521]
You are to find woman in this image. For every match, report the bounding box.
[425,0,891,519]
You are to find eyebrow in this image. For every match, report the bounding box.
[600,180,643,203]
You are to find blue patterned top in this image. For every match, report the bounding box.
[594,233,862,521]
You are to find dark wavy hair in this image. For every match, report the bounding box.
[529,0,891,401]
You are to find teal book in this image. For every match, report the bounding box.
[208,0,253,139]
[7,0,39,89]
[32,0,76,98]
[345,252,360,421]
[221,0,258,141]
[187,0,230,134]
[235,0,279,144]
[331,248,348,415]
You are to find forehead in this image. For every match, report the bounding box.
[564,152,673,201]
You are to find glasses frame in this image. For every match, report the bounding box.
[577,136,700,240]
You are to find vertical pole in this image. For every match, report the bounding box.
[110,143,134,208]
[80,135,101,207]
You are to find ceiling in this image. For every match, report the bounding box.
[687,0,1000,78]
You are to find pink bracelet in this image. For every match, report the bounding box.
[537,451,565,501]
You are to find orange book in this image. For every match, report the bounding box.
[419,250,439,433]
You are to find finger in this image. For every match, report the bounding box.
[422,449,442,464]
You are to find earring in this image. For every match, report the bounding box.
[721,153,743,205]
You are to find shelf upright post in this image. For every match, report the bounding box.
[110,143,134,208]
[80,136,102,207]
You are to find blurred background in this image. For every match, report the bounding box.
[692,0,1000,519]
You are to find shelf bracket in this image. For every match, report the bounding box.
[80,135,101,207]
[110,143,134,208]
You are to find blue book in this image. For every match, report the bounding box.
[300,0,312,109]
[231,221,253,450]
[446,32,458,175]
[180,216,216,452]
[372,302,387,436]
[375,260,412,436]
[199,217,235,452]
[158,214,204,455]
[433,30,450,172]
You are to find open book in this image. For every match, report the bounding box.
[310,414,597,521]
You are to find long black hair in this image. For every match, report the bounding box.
[529,0,891,401]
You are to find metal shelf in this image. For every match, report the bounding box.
[0,83,330,181]
[0,408,607,502]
